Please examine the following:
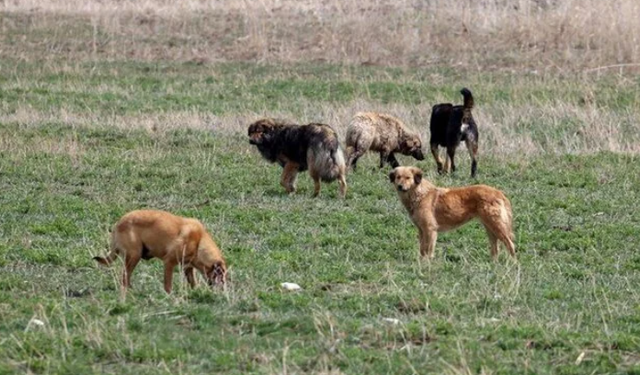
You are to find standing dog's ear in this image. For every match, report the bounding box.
[389,170,396,183]
[412,168,422,185]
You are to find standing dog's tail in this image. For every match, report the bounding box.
[461,88,474,109]
[311,137,346,182]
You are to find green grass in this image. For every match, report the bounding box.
[1,60,639,117]
[1,61,640,374]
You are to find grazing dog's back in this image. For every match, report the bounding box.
[94,210,227,293]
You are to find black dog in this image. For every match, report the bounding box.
[248,118,347,197]
[429,88,479,178]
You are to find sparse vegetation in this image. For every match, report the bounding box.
[1,1,640,373]
[2,0,640,71]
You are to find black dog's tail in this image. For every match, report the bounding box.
[461,88,474,109]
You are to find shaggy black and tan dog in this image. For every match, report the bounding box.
[248,118,347,198]
[429,88,479,178]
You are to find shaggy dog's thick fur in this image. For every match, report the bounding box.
[248,118,347,198]
[429,88,479,177]
[94,210,227,293]
[390,166,516,260]
[345,112,425,170]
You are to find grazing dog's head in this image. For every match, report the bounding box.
[206,260,227,287]
[400,135,425,161]
[389,166,423,192]
[197,231,228,287]
[248,118,286,145]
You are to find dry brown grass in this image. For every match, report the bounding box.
[2,0,640,71]
[3,98,640,158]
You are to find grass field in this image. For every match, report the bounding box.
[1,59,640,374]
[2,0,640,372]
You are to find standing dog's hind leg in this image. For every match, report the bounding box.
[466,138,478,178]
[484,226,499,260]
[337,171,347,198]
[346,147,363,171]
[430,144,444,174]
[446,146,456,174]
[482,217,516,260]
[122,253,141,289]
[309,168,321,197]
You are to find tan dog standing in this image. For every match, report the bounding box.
[346,112,425,170]
[389,166,516,260]
[94,210,227,293]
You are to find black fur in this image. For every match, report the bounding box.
[429,88,479,178]
[141,242,152,260]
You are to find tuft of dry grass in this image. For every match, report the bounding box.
[2,0,640,71]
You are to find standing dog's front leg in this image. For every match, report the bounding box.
[184,267,197,288]
[418,227,428,257]
[418,227,438,259]
[379,151,389,169]
[425,230,438,259]
[280,162,299,194]
[417,225,438,259]
[387,153,400,168]
[416,205,439,259]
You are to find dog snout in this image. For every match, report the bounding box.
[397,184,407,192]
[414,150,425,160]
[249,133,262,145]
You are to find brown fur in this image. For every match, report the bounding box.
[93,210,227,293]
[346,112,425,170]
[389,166,516,260]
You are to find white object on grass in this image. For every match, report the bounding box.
[25,318,45,331]
[382,318,400,325]
[31,319,45,326]
[281,282,302,291]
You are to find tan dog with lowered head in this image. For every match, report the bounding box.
[94,210,227,293]
[389,166,516,260]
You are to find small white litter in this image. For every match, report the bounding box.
[281,282,302,291]
[382,318,400,325]
[25,318,45,331]
[31,319,45,327]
